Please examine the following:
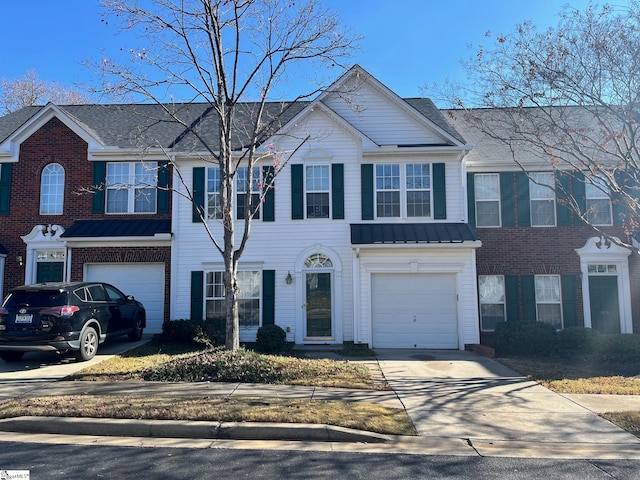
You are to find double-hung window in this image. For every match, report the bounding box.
[535,274,563,329]
[207,167,222,219]
[585,177,612,226]
[40,163,65,215]
[529,172,556,226]
[406,164,431,217]
[478,275,506,331]
[106,162,157,214]
[205,270,261,328]
[375,163,430,218]
[237,166,261,220]
[474,173,500,227]
[306,165,330,218]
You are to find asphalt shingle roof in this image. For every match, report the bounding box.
[0,98,464,151]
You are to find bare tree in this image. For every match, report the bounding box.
[431,2,640,244]
[0,69,90,114]
[98,0,358,350]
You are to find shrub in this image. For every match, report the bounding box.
[142,347,288,383]
[255,324,288,354]
[494,320,558,357]
[595,334,640,363]
[160,318,226,347]
[557,327,601,357]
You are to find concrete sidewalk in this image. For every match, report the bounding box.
[1,347,640,459]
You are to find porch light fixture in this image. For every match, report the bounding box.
[16,256,23,267]
[285,272,293,285]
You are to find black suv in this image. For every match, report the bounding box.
[0,282,146,362]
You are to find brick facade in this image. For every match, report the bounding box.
[1,116,172,323]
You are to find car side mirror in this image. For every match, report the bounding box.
[127,295,135,301]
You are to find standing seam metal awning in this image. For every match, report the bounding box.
[350,223,479,244]
[61,219,171,238]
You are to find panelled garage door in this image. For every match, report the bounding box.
[85,264,165,334]
[371,273,458,349]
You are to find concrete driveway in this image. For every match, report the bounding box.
[375,349,640,454]
[0,335,151,401]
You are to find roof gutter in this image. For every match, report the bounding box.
[363,144,474,157]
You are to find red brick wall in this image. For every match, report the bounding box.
[2,117,172,306]
[476,225,640,335]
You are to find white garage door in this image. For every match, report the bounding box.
[372,273,458,349]
[86,263,165,334]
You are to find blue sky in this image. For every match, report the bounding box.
[1,0,593,103]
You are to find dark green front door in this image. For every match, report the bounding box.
[36,262,64,283]
[589,276,620,334]
[305,272,332,338]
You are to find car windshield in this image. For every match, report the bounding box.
[2,291,67,308]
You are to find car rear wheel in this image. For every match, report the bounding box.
[0,351,24,362]
[75,326,98,361]
[128,316,144,342]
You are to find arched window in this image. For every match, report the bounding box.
[304,253,333,268]
[40,163,65,215]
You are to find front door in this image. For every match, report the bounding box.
[36,262,64,283]
[305,272,332,338]
[589,275,620,334]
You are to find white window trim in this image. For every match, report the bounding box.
[529,172,556,227]
[474,173,501,228]
[304,164,332,219]
[534,274,563,330]
[204,269,262,330]
[236,166,262,219]
[585,177,613,226]
[374,163,432,219]
[40,163,65,215]
[106,161,158,214]
[478,274,506,332]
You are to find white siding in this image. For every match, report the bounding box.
[170,79,477,346]
[322,79,447,146]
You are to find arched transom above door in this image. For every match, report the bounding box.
[304,253,333,268]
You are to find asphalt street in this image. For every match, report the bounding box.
[1,441,640,480]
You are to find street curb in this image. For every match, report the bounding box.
[0,416,393,443]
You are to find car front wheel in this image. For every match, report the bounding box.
[128,316,144,342]
[0,351,24,362]
[75,326,98,361]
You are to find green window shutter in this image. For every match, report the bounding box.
[157,161,170,214]
[522,275,537,322]
[332,163,345,220]
[0,163,13,215]
[291,164,303,220]
[192,167,205,223]
[555,171,572,226]
[190,271,204,321]
[467,173,476,227]
[561,275,578,328]
[500,173,515,227]
[361,164,374,220]
[262,166,275,222]
[433,163,447,220]
[516,172,531,227]
[504,275,520,323]
[572,171,587,225]
[91,161,106,214]
[262,270,275,326]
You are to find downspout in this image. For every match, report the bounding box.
[352,247,361,343]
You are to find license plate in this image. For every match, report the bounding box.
[15,314,33,324]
